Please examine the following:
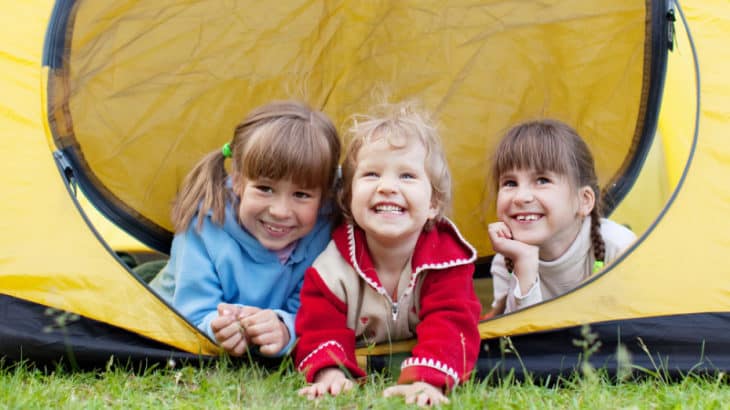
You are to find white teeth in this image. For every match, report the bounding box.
[516,214,539,221]
[375,205,403,213]
[264,223,288,233]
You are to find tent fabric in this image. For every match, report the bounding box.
[3,0,730,377]
[1,0,219,360]
[0,294,208,369]
[46,0,661,254]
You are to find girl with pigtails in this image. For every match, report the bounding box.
[150,100,341,358]
[487,119,636,315]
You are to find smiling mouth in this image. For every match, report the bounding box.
[514,214,541,221]
[262,221,293,234]
[374,204,404,214]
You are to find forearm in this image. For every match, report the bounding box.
[295,268,365,381]
[505,274,542,313]
[407,266,482,390]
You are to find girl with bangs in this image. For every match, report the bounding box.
[487,119,636,315]
[150,101,341,358]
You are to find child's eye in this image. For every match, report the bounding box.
[501,179,517,187]
[536,177,551,185]
[362,171,378,178]
[293,191,312,199]
[400,173,416,180]
[255,185,273,193]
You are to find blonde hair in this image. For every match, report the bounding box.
[491,119,605,264]
[172,100,341,232]
[338,100,451,230]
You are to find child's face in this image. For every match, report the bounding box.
[496,168,593,260]
[233,176,322,251]
[349,137,438,248]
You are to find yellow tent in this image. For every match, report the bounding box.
[1,0,727,376]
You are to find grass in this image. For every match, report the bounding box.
[4,320,729,409]
[2,357,730,409]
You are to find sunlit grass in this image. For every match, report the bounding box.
[2,356,730,409]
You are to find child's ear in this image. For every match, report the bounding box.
[577,186,595,217]
[428,200,440,221]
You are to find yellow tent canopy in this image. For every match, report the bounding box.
[2,0,728,377]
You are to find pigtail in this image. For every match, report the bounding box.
[589,206,606,266]
[171,150,230,233]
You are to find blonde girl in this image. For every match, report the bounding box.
[294,101,481,407]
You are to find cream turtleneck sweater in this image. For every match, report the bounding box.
[491,217,636,313]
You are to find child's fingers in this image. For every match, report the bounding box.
[240,310,282,340]
[416,390,449,407]
[219,318,244,339]
[298,379,352,400]
[218,324,248,356]
[257,339,284,356]
[297,386,314,398]
[210,313,236,334]
[229,335,248,357]
[488,222,512,239]
[384,383,447,407]
[248,322,287,355]
[329,378,353,396]
[298,383,325,400]
[237,305,262,320]
[382,385,401,397]
[217,302,239,317]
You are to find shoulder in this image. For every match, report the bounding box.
[311,240,348,271]
[415,218,477,267]
[310,240,359,299]
[599,218,637,254]
[600,218,636,242]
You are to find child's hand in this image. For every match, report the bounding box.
[487,222,536,259]
[487,221,539,294]
[211,303,249,356]
[383,382,449,407]
[238,307,290,356]
[298,368,354,399]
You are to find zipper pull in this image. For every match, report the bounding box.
[391,302,398,321]
[53,150,77,196]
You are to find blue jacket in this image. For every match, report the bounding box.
[152,197,333,357]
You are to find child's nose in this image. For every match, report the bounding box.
[514,186,534,203]
[376,176,398,194]
[269,196,292,218]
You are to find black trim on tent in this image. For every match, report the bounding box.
[602,0,672,214]
[42,0,76,68]
[0,294,209,370]
[43,0,175,254]
[368,312,730,380]
[55,148,173,253]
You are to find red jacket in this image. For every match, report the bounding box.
[294,220,482,391]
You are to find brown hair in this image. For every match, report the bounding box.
[338,100,451,230]
[491,119,605,266]
[172,100,341,232]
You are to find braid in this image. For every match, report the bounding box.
[589,207,605,264]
